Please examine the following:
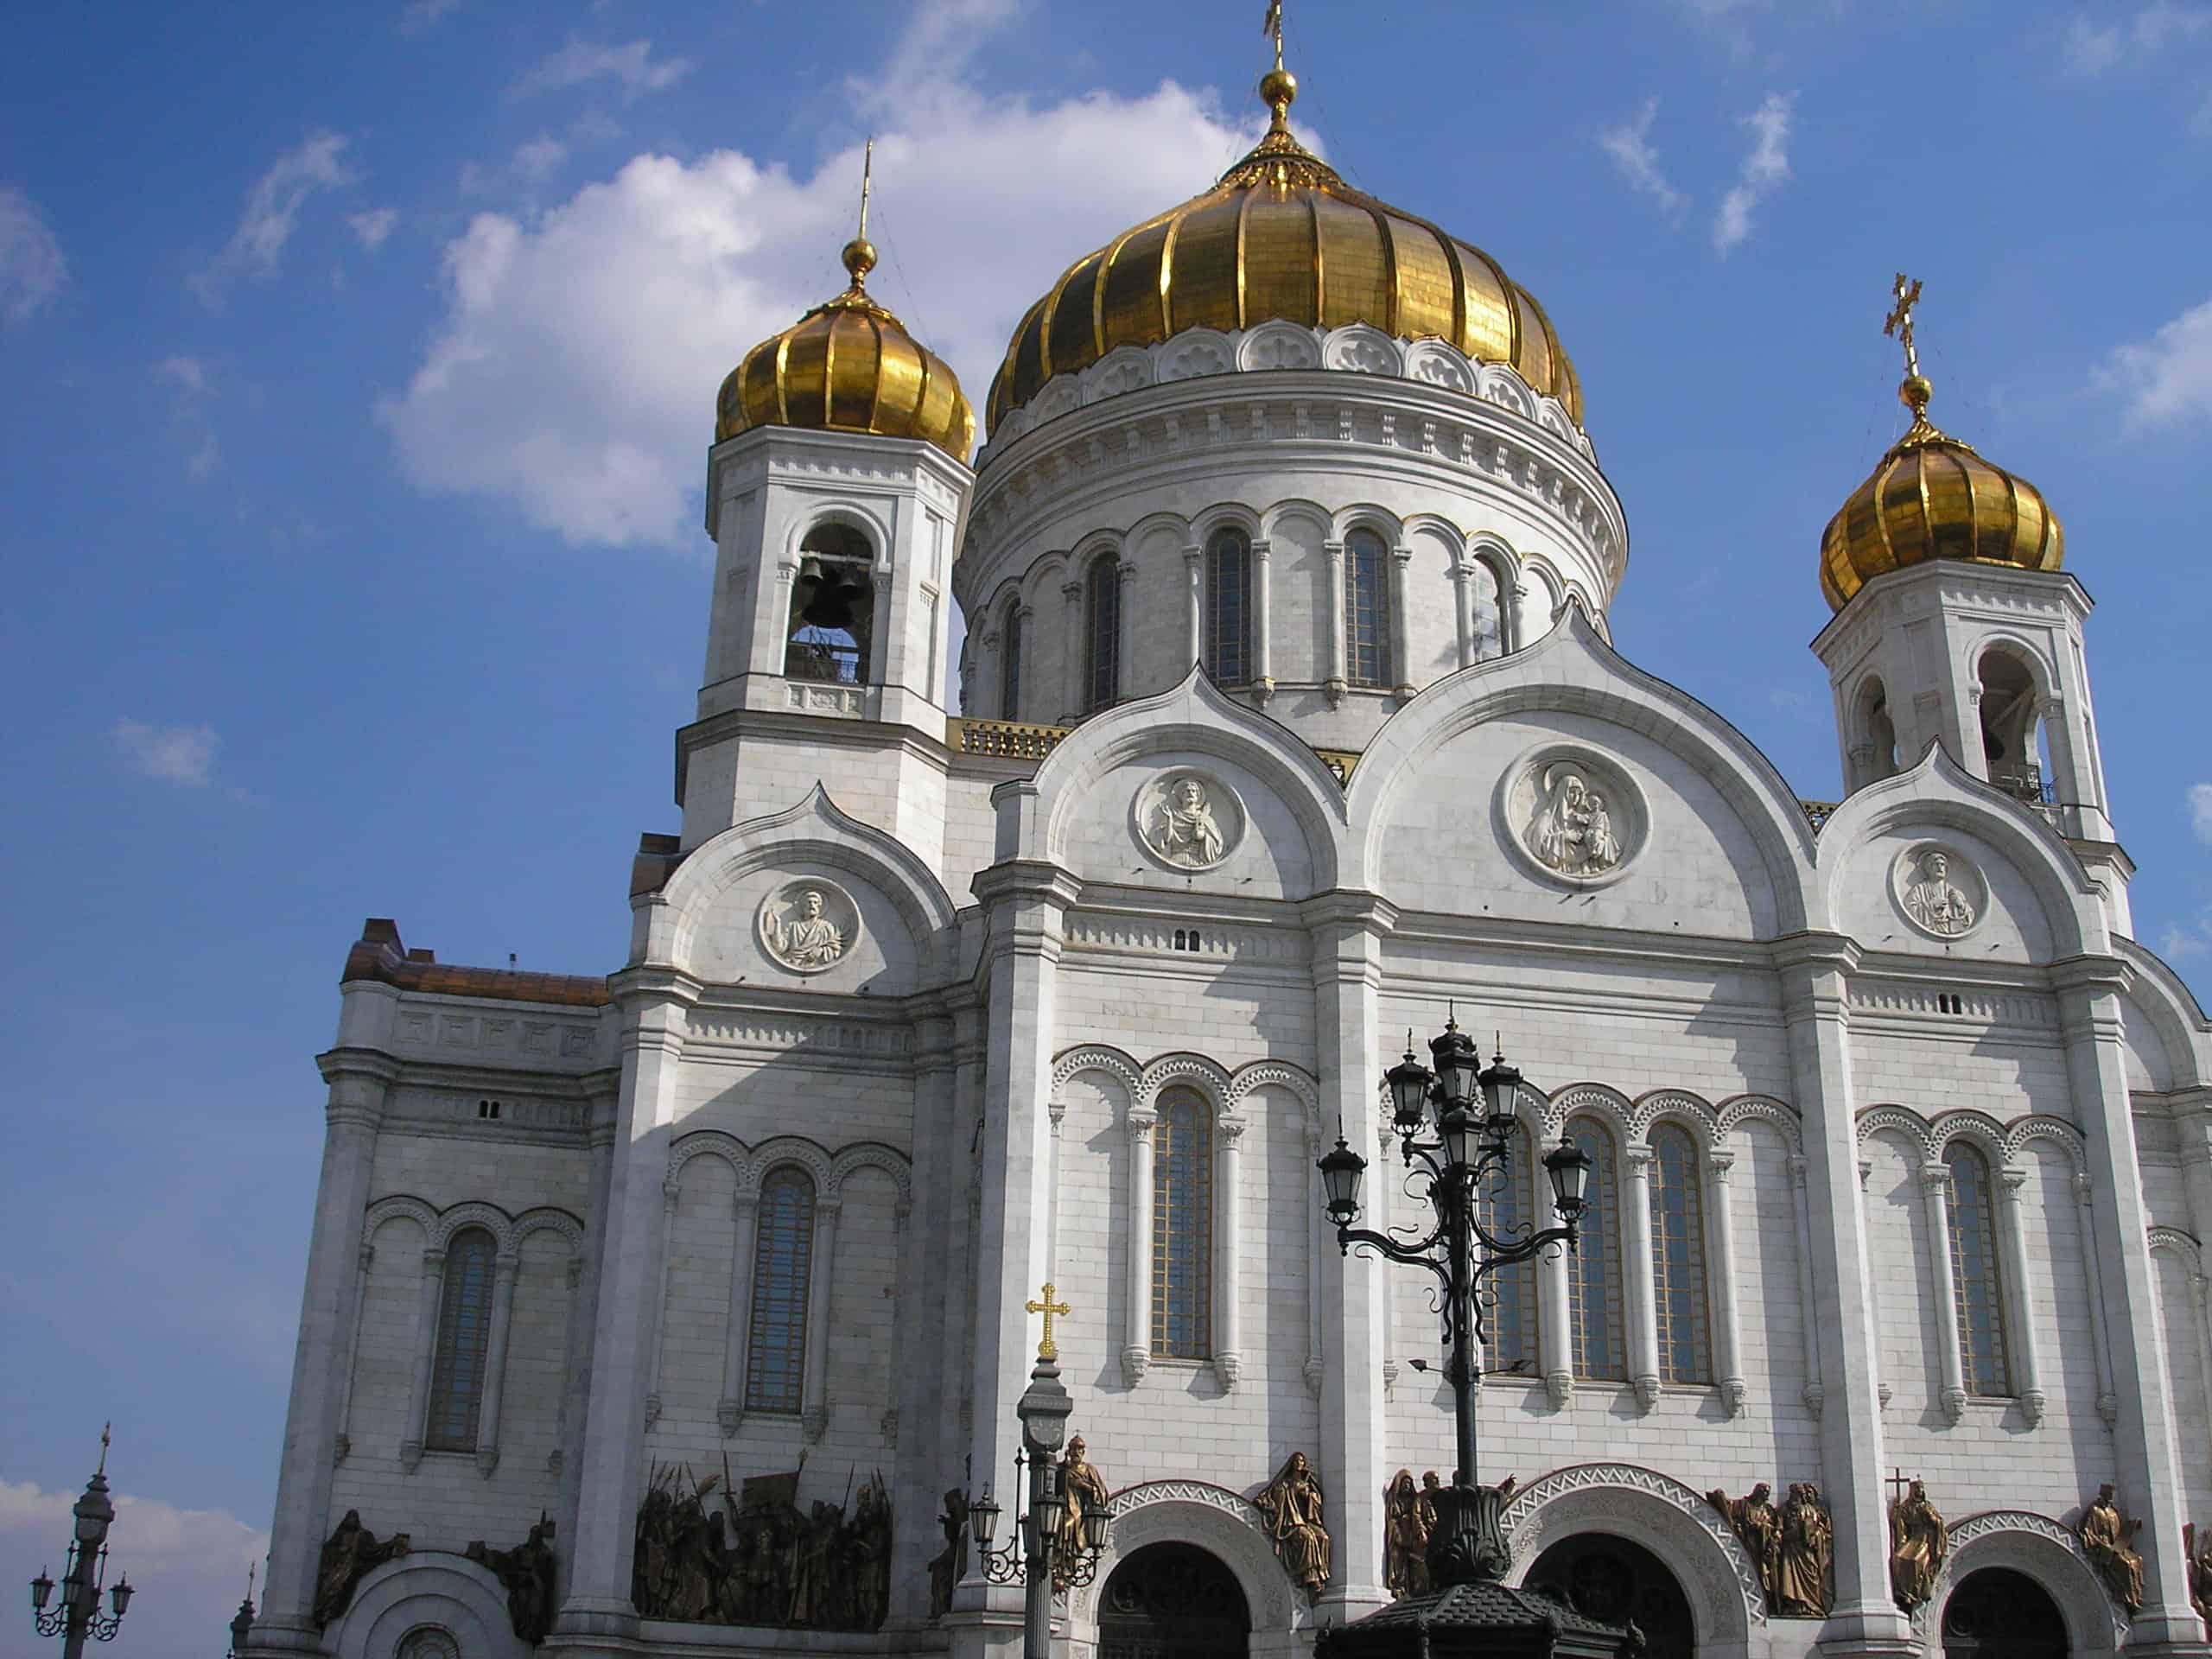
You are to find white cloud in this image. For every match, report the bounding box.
[401,0,460,29]
[0,1477,267,1659]
[347,207,398,251]
[192,131,356,307]
[2164,908,2212,962]
[157,354,209,395]
[0,185,67,321]
[157,357,222,479]
[1713,92,1795,256]
[513,135,569,181]
[512,39,695,100]
[2190,782,2212,844]
[109,718,220,786]
[1598,97,1687,224]
[382,18,1262,549]
[2095,296,2212,429]
[2061,4,2211,72]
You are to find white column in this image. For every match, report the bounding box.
[1323,539,1347,703]
[1116,561,1138,702]
[474,1249,520,1476]
[2055,959,2202,1646]
[2075,1170,2120,1425]
[642,1178,679,1429]
[1122,1107,1156,1387]
[1622,1145,1662,1412]
[1994,1165,2045,1425]
[251,1053,390,1656]
[1389,544,1415,696]
[554,1088,616,1534]
[718,1190,760,1436]
[1789,1154,1826,1416]
[1251,539,1274,696]
[552,1255,584,1474]
[1059,577,1084,722]
[1183,543,1205,672]
[1452,559,1475,670]
[401,1247,446,1471]
[1920,1161,1969,1422]
[1537,1238,1572,1409]
[1305,1116,1327,1398]
[1706,1149,1746,1417]
[333,1241,373,1465]
[556,983,690,1641]
[1214,1116,1246,1393]
[801,1195,842,1443]
[2177,1123,2212,1418]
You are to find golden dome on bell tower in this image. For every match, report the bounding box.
[1819,276,2062,612]
[715,143,976,463]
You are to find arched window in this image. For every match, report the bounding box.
[1151,1091,1212,1359]
[1976,648,2051,806]
[785,522,875,685]
[999,597,1024,720]
[1344,529,1393,689]
[1564,1118,1625,1380]
[1647,1125,1711,1384]
[1478,1127,1538,1376]
[1945,1143,2011,1395]
[1855,676,1899,786]
[1204,527,1253,684]
[425,1227,497,1451]
[1085,554,1121,713]
[745,1166,818,1414]
[1468,556,1508,664]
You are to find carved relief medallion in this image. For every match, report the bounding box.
[757,880,860,973]
[1501,747,1644,887]
[1134,772,1243,872]
[1891,844,1984,940]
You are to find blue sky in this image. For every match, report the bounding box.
[3,0,2209,1648]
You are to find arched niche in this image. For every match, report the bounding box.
[330,1554,530,1659]
[1065,1482,1304,1659]
[1919,1513,2121,1655]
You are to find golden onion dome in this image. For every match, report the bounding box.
[985,69,1580,435]
[1818,372,2063,613]
[716,234,976,463]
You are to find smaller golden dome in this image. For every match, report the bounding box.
[716,236,976,463]
[1819,374,2063,613]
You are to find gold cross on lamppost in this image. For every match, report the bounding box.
[1026,1282,1071,1361]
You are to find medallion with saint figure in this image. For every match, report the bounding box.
[1134,772,1244,873]
[1891,843,1986,941]
[757,879,861,974]
[1498,747,1645,887]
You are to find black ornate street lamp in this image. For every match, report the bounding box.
[223,1568,255,1659]
[28,1428,136,1659]
[1315,1022,1630,1659]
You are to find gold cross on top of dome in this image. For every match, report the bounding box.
[1885,273,1923,379]
[1262,0,1285,72]
[1026,1281,1071,1361]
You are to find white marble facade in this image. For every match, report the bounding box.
[250,316,2212,1659]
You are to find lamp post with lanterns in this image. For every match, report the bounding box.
[27,1428,136,1659]
[1315,1021,1598,1598]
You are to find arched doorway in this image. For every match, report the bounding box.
[1096,1542,1250,1659]
[1943,1567,2068,1658]
[1526,1533,1694,1659]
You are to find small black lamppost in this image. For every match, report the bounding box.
[28,1427,136,1659]
[224,1567,255,1658]
[1315,1024,1633,1658]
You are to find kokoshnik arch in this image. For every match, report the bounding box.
[248,31,2212,1659]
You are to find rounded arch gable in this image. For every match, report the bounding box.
[429,1200,513,1255]
[1922,1513,2122,1654]
[1066,1482,1302,1642]
[331,1554,530,1659]
[1501,1465,1760,1652]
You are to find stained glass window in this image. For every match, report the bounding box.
[1151,1092,1212,1359]
[1946,1144,2012,1395]
[1205,528,1252,684]
[1648,1126,1711,1384]
[1478,1127,1538,1376]
[425,1227,496,1451]
[1565,1118,1625,1380]
[1000,598,1024,720]
[1086,555,1121,713]
[746,1166,817,1414]
[1344,529,1392,688]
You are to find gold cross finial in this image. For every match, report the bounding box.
[97,1422,111,1476]
[857,137,874,242]
[1884,273,1923,378]
[841,139,878,289]
[1262,0,1285,72]
[1025,1281,1072,1361]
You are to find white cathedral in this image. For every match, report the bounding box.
[249,51,2212,1659]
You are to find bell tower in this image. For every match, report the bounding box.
[683,148,976,854]
[1812,276,2126,925]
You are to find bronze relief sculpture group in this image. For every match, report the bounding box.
[1705,1481,1834,1617]
[629,1462,893,1631]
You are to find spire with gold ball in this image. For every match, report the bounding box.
[716,141,976,462]
[1819,275,2062,612]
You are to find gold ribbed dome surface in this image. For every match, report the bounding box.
[717,237,976,463]
[985,74,1580,435]
[1819,383,2062,612]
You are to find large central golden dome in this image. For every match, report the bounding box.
[985,72,1581,435]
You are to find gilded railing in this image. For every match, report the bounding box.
[1799,800,1839,832]
[950,717,1071,761]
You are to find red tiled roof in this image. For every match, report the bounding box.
[340,918,610,1008]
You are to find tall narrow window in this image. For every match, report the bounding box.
[1648,1126,1711,1383]
[425,1227,496,1451]
[1565,1118,1625,1380]
[745,1167,817,1414]
[1945,1144,2011,1395]
[1469,557,1506,663]
[1478,1128,1538,1376]
[1204,528,1252,684]
[1151,1091,1212,1359]
[1344,528,1392,688]
[1000,598,1024,720]
[1085,554,1121,713]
